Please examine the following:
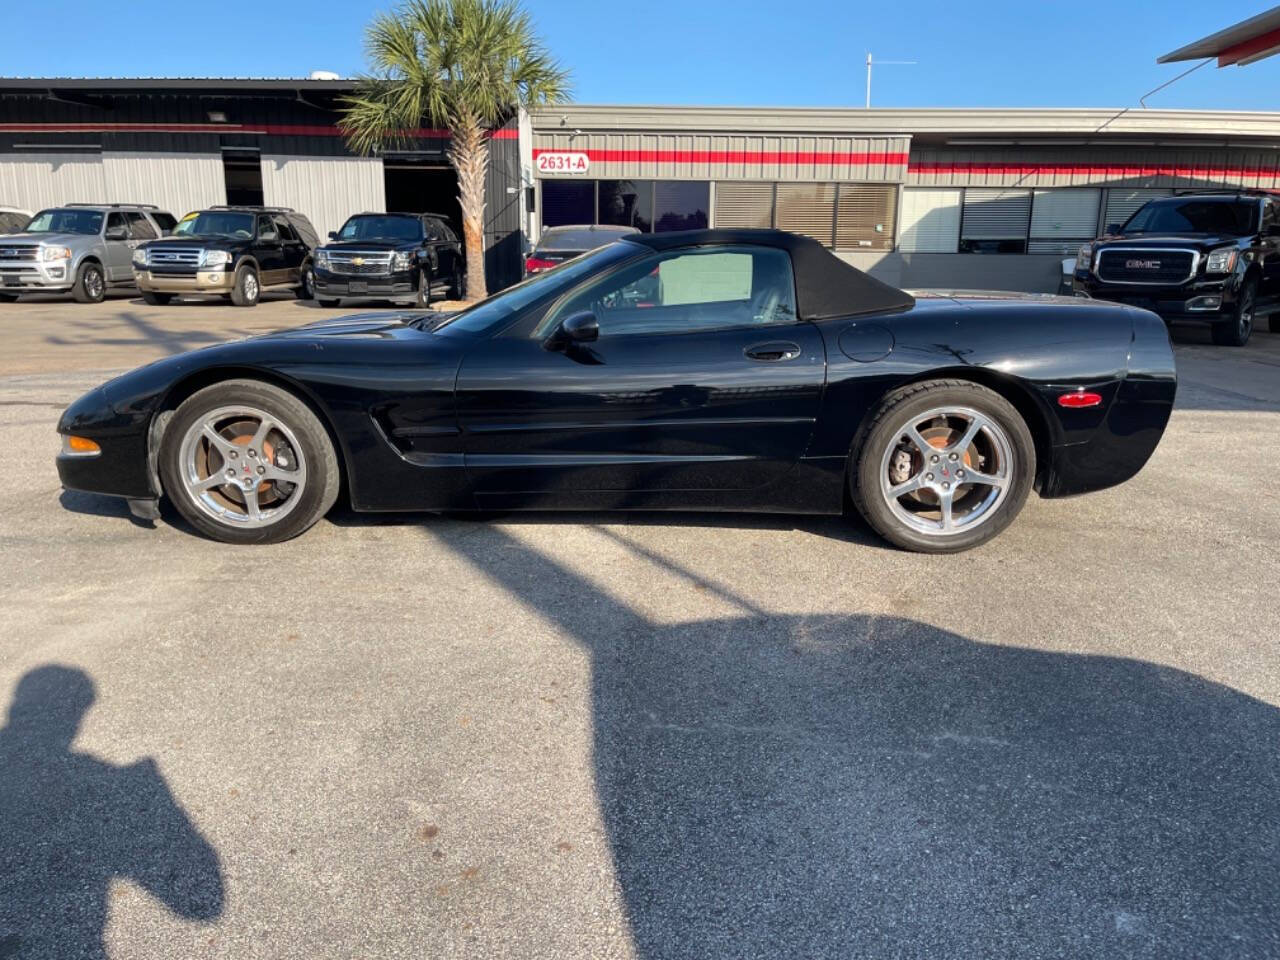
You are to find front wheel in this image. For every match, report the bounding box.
[230,266,260,307]
[72,261,106,304]
[1212,279,1255,347]
[141,291,172,306]
[415,267,432,308]
[296,263,315,301]
[850,380,1036,553]
[159,379,340,544]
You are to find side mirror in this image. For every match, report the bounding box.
[327,231,338,240]
[105,225,127,241]
[561,310,599,343]
[1106,223,1122,235]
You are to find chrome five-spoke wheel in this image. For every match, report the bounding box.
[878,405,1013,537]
[177,406,308,528]
[852,379,1035,553]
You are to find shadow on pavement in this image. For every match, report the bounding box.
[434,522,1280,959]
[0,666,223,958]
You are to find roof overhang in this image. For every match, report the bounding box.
[1159,8,1280,66]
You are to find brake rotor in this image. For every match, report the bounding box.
[200,419,283,507]
[906,421,977,506]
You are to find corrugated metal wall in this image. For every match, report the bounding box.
[0,153,106,210]
[260,155,386,239]
[532,131,910,183]
[102,152,225,218]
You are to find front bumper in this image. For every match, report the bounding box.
[135,268,234,295]
[56,386,155,500]
[314,266,417,300]
[1073,273,1237,322]
[0,258,73,292]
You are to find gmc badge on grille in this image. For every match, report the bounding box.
[1125,259,1161,269]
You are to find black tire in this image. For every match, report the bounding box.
[1212,278,1255,347]
[0,293,17,303]
[449,264,464,301]
[296,262,315,301]
[159,379,340,545]
[850,379,1036,554]
[72,261,106,304]
[316,297,340,308]
[141,291,172,306]
[415,267,432,308]
[230,265,260,307]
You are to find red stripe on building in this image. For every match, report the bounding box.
[534,147,909,166]
[907,160,1280,182]
[0,122,517,139]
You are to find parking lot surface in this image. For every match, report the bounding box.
[1,296,1278,959]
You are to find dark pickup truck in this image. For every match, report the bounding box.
[1073,191,1280,346]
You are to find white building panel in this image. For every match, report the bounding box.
[0,154,107,211]
[260,156,385,239]
[102,152,225,219]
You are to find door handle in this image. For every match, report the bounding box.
[744,341,801,362]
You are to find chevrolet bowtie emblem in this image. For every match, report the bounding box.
[352,256,365,266]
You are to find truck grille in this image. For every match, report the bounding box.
[325,251,393,276]
[1096,249,1197,285]
[146,247,203,275]
[0,244,40,263]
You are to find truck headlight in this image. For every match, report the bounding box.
[200,250,231,268]
[132,247,147,267]
[1205,248,1237,274]
[42,246,72,262]
[315,250,331,269]
[1075,244,1092,272]
[392,251,412,271]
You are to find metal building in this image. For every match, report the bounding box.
[527,104,1280,292]
[0,78,525,290]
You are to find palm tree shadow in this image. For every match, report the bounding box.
[0,666,223,958]
[433,524,1280,959]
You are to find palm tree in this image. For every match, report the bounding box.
[340,0,569,301]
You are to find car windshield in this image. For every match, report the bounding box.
[24,209,103,236]
[172,211,255,239]
[337,216,423,242]
[428,242,640,337]
[1123,199,1258,235]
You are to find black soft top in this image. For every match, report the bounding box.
[622,229,914,320]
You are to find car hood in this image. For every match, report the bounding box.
[263,311,450,339]
[1099,233,1239,248]
[319,239,420,252]
[0,232,86,246]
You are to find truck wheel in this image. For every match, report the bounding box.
[316,297,340,308]
[296,262,315,301]
[141,291,173,306]
[449,265,464,300]
[0,293,17,303]
[1212,279,1255,347]
[850,379,1036,553]
[415,267,431,308]
[230,265,260,307]
[72,261,106,304]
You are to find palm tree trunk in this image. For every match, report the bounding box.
[449,117,489,301]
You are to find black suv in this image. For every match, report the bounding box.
[133,206,318,307]
[313,212,463,308]
[1074,191,1280,346]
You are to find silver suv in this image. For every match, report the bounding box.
[0,204,176,303]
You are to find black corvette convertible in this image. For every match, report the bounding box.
[56,229,1176,553]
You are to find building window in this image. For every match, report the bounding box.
[653,181,709,232]
[899,188,962,253]
[541,180,595,227]
[775,183,836,247]
[1028,188,1101,255]
[598,180,653,232]
[714,182,774,229]
[836,184,897,251]
[959,188,1032,254]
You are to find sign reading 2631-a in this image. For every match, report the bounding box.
[536,151,591,174]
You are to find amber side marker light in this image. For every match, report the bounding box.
[62,435,101,456]
[1058,392,1103,409]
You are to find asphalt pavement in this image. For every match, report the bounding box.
[0,295,1277,959]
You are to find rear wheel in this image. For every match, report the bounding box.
[159,379,340,545]
[230,265,260,307]
[72,261,106,304]
[851,380,1036,553]
[1212,279,1255,346]
[141,291,172,306]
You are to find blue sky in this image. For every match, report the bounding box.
[12,0,1280,110]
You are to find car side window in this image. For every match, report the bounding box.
[442,223,458,243]
[1262,201,1277,235]
[538,245,797,338]
[124,211,157,241]
[257,215,277,241]
[105,212,127,239]
[272,216,296,243]
[150,212,177,235]
[424,219,444,241]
